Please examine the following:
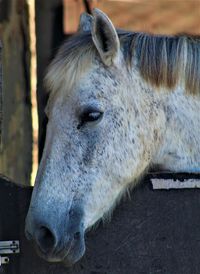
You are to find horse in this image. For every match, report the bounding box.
[25,9,200,266]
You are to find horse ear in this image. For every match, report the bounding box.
[92,9,120,66]
[78,13,93,32]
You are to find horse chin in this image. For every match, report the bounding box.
[62,255,82,267]
[33,245,63,263]
[34,239,86,267]
[62,241,86,267]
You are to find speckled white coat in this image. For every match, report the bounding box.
[26,9,200,264]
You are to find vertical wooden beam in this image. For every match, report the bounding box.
[0,0,32,185]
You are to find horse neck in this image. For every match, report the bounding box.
[152,87,200,173]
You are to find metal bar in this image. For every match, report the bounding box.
[0,241,20,254]
[0,256,9,266]
[151,178,200,190]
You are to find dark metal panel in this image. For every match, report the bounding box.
[0,176,22,274]
[0,175,200,273]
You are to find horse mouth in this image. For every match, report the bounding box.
[32,236,86,266]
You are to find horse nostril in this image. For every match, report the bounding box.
[74,231,81,240]
[35,226,56,254]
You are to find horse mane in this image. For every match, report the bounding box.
[45,30,200,95]
[131,33,200,94]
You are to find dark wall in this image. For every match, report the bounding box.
[0,0,32,185]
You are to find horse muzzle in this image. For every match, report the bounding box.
[25,205,86,265]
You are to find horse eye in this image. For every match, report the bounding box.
[83,111,102,122]
[78,109,103,129]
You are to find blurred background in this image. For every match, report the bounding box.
[0,0,200,186]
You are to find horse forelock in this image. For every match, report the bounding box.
[45,30,200,103]
[44,33,95,98]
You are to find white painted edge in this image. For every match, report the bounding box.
[151,178,200,190]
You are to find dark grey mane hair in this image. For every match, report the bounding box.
[45,30,200,95]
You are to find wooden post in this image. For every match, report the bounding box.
[0,0,32,185]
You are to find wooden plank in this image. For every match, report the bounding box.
[63,0,85,34]
[0,0,32,185]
